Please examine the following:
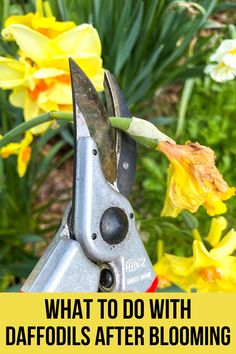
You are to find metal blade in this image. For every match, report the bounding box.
[69,58,117,184]
[104,71,137,197]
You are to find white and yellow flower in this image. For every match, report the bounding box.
[204,39,236,82]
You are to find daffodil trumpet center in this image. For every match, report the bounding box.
[199,266,223,282]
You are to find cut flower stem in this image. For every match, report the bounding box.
[0,114,174,149]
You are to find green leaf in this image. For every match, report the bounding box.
[114,2,143,74]
[37,141,65,173]
[17,234,44,244]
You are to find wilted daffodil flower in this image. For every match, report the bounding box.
[159,141,235,217]
[0,4,104,134]
[204,39,236,82]
[154,217,236,292]
[109,117,235,218]
[0,131,33,177]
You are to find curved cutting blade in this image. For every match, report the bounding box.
[69,58,117,184]
[104,71,137,197]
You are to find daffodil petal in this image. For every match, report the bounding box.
[46,82,72,104]
[0,57,26,88]
[214,278,236,292]
[24,95,50,134]
[9,88,26,108]
[89,68,105,92]
[3,25,58,63]
[24,94,40,120]
[210,229,236,259]
[223,53,236,69]
[21,131,33,147]
[42,54,103,77]
[0,143,20,158]
[203,198,227,216]
[75,54,103,77]
[165,253,193,276]
[208,63,236,83]
[205,216,227,247]
[54,24,101,57]
[192,240,218,268]
[161,165,182,217]
[161,162,204,217]
[159,141,235,217]
[210,39,236,62]
[32,68,66,79]
[4,13,35,30]
[17,145,31,177]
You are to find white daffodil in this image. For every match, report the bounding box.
[204,39,236,83]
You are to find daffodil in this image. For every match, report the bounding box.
[154,218,236,292]
[205,216,227,247]
[154,256,172,289]
[4,0,76,39]
[0,131,33,177]
[0,13,104,134]
[158,141,235,217]
[204,39,236,82]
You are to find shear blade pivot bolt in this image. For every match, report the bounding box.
[100,207,128,245]
[100,268,114,290]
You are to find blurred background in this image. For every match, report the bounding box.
[0,0,236,291]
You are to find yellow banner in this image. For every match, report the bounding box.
[0,293,235,353]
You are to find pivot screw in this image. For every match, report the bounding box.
[100,207,128,245]
[99,267,114,291]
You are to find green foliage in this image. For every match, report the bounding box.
[0,91,72,290]
[49,0,223,109]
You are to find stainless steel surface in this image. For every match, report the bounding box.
[69,58,117,184]
[22,205,100,292]
[22,61,156,293]
[104,71,137,197]
[72,137,156,291]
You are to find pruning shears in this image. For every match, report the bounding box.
[22,59,158,292]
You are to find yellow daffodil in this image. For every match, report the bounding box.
[4,0,76,39]
[154,217,236,292]
[158,141,235,217]
[0,132,33,177]
[0,14,104,134]
[205,216,227,247]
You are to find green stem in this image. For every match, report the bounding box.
[0,112,174,151]
[0,111,73,148]
[157,239,164,261]
[192,228,202,241]
[175,78,194,139]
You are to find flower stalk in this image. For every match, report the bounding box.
[0,111,73,148]
[0,115,175,149]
